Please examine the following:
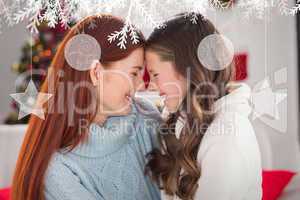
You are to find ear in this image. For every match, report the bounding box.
[89,60,104,86]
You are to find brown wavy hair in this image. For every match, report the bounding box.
[145,13,234,200]
[11,14,145,200]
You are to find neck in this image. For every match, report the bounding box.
[92,112,108,126]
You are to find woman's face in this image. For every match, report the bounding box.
[91,48,145,116]
[146,50,187,113]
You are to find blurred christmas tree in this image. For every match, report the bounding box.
[5,23,68,124]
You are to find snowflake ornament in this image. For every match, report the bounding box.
[107,22,140,50]
[0,0,13,32]
[1,0,300,49]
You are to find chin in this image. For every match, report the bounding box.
[165,102,179,113]
[113,103,132,116]
[165,97,183,113]
[121,106,131,115]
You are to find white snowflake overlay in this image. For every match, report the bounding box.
[1,0,299,48]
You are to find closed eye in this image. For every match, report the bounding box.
[131,66,144,77]
[131,72,138,76]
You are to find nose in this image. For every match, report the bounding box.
[147,81,159,92]
[159,91,166,97]
[136,82,146,91]
[135,76,146,91]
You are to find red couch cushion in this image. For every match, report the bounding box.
[262,170,296,200]
[0,170,296,200]
[0,188,10,200]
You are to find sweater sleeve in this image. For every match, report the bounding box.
[129,98,162,200]
[44,155,100,200]
[194,137,248,200]
[132,97,162,154]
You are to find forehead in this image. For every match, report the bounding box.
[109,48,145,70]
[146,50,176,73]
[145,51,161,70]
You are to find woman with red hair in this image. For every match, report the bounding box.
[11,14,161,200]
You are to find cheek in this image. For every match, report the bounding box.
[105,75,130,100]
[158,75,180,95]
[132,76,144,91]
[164,85,181,98]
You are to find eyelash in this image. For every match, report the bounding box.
[131,72,138,77]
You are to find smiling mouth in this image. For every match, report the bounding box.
[125,94,132,102]
[161,95,167,102]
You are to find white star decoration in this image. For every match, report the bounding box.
[10,79,52,120]
[251,78,287,120]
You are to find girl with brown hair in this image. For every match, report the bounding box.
[145,12,262,200]
[11,14,161,200]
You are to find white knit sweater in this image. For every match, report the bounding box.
[162,83,263,200]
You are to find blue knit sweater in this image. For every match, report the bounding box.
[44,99,162,200]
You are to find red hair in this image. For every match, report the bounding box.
[11,14,145,200]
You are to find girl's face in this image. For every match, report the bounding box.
[146,50,187,113]
[90,48,145,116]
